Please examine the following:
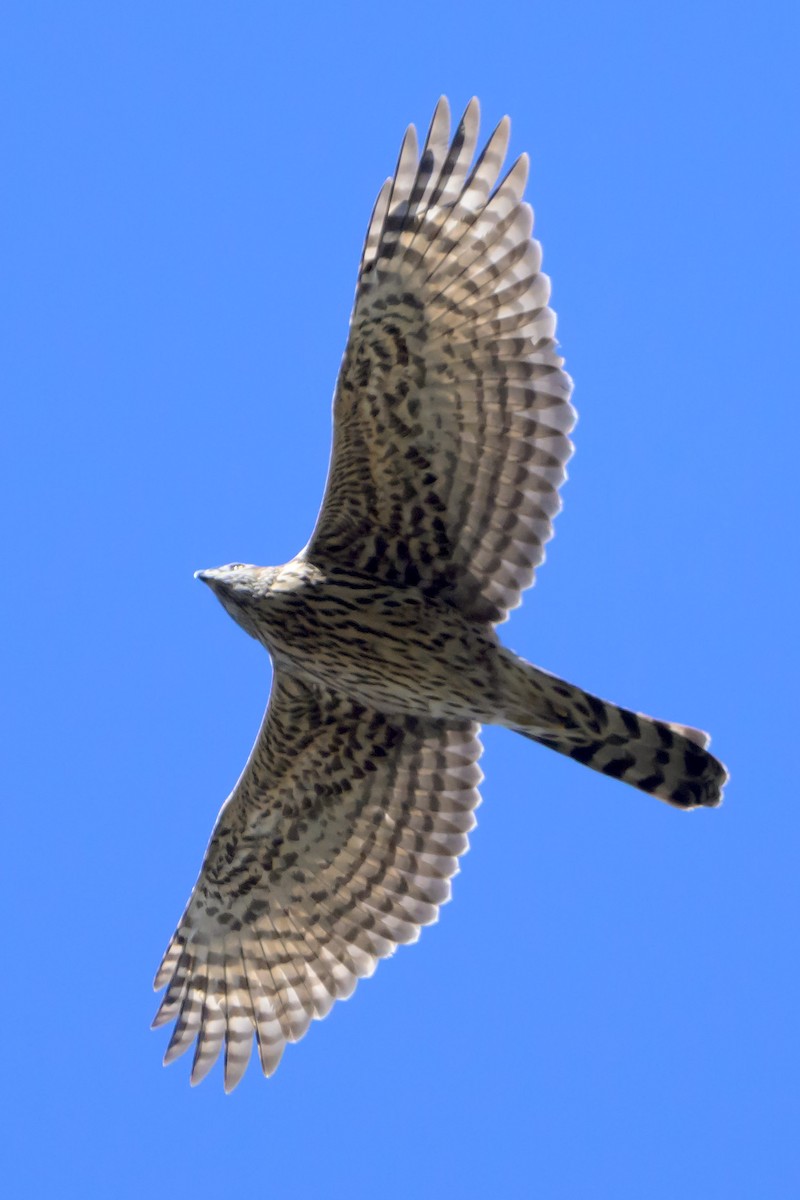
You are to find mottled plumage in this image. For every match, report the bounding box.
[154,98,727,1090]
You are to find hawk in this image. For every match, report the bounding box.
[153,98,727,1090]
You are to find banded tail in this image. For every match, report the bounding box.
[517,669,727,809]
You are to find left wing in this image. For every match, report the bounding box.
[153,671,482,1090]
[306,97,575,624]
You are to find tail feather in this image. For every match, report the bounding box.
[518,676,727,809]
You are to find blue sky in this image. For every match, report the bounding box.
[2,2,798,1196]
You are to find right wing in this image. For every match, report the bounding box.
[153,671,482,1090]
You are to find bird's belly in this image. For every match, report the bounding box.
[261,584,508,722]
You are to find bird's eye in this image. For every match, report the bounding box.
[228,563,246,571]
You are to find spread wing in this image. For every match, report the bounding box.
[153,671,482,1090]
[306,97,576,625]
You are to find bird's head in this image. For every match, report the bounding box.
[194,563,277,638]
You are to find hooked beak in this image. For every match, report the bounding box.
[194,569,215,585]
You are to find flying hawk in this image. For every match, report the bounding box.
[153,98,727,1090]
